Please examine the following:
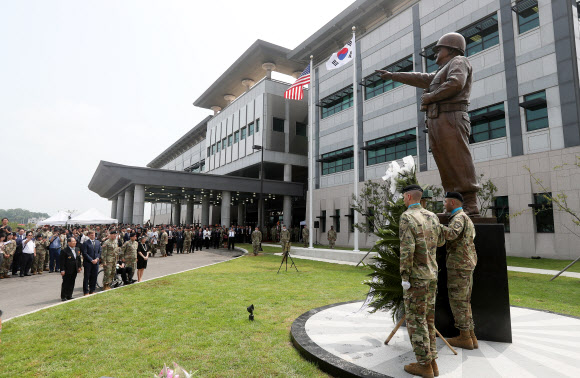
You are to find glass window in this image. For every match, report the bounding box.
[515,0,539,34]
[256,118,260,133]
[321,210,326,232]
[234,131,239,143]
[364,56,413,100]
[221,138,226,149]
[216,142,220,153]
[423,44,438,73]
[460,14,499,57]
[248,123,254,136]
[296,122,307,136]
[366,129,417,166]
[335,209,340,233]
[494,196,510,233]
[320,85,354,119]
[321,146,354,175]
[534,193,554,233]
[468,103,506,143]
[207,147,211,156]
[241,127,246,140]
[349,208,355,232]
[524,91,548,131]
[273,117,285,132]
[367,207,375,233]
[227,135,232,147]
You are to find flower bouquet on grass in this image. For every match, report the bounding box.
[155,362,196,378]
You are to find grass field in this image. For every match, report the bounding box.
[506,256,580,273]
[1,254,579,377]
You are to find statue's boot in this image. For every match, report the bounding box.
[470,329,479,349]
[431,359,439,377]
[404,362,434,378]
[461,192,480,216]
[447,330,474,350]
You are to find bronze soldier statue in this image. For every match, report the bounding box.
[378,32,479,215]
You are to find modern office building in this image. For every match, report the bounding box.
[90,0,580,259]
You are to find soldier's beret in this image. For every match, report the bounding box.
[109,230,118,234]
[402,184,423,193]
[445,192,464,202]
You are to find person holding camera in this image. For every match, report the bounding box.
[20,232,36,276]
[48,230,62,273]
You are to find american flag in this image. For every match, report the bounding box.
[284,64,310,100]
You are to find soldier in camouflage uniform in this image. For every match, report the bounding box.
[159,228,168,257]
[42,227,52,271]
[280,225,291,263]
[251,227,262,256]
[440,191,478,350]
[271,226,278,243]
[32,234,49,274]
[101,231,119,290]
[302,225,309,248]
[327,226,337,249]
[399,185,445,378]
[0,233,16,278]
[121,233,138,284]
[183,227,193,254]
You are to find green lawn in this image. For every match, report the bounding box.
[247,242,362,252]
[508,271,580,317]
[0,255,371,377]
[506,256,580,273]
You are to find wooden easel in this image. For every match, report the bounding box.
[384,315,458,355]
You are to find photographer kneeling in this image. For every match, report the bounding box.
[116,259,134,285]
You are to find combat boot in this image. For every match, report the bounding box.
[470,330,478,349]
[461,192,479,216]
[404,362,434,378]
[447,330,474,350]
[431,359,439,377]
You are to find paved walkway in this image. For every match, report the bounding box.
[0,249,241,321]
[506,266,580,279]
[298,301,580,377]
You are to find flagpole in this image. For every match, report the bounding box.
[352,26,360,252]
[308,55,314,249]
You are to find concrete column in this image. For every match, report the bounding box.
[116,193,125,223]
[258,198,264,229]
[221,191,231,227]
[123,189,134,224]
[201,197,210,227]
[172,202,181,225]
[111,198,118,219]
[283,164,292,227]
[132,184,145,225]
[237,203,245,226]
[186,200,194,225]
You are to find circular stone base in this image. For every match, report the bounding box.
[291,301,580,378]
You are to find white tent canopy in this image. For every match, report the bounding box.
[69,208,118,225]
[37,211,72,226]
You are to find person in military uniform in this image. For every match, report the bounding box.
[379,33,479,215]
[440,192,478,350]
[100,231,119,290]
[327,226,337,249]
[183,227,193,254]
[280,225,291,263]
[399,185,445,378]
[251,226,262,256]
[271,225,278,243]
[0,233,16,278]
[120,233,138,284]
[32,234,48,275]
[159,228,168,257]
[302,225,309,248]
[42,226,52,271]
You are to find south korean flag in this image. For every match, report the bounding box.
[325,36,354,71]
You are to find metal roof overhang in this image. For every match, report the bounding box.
[287,0,414,65]
[193,40,306,110]
[89,161,304,200]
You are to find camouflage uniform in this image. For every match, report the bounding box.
[441,208,477,331]
[183,230,193,253]
[280,229,291,253]
[271,226,278,243]
[101,239,118,287]
[121,240,138,282]
[302,227,309,248]
[159,231,168,257]
[42,231,52,270]
[1,241,16,277]
[399,204,445,365]
[251,230,262,255]
[327,228,337,248]
[33,239,49,274]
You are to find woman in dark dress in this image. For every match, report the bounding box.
[136,236,150,282]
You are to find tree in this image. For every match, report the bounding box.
[476,174,497,217]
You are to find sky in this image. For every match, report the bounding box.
[0,0,356,219]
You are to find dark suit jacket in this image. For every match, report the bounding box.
[81,239,102,265]
[60,246,82,274]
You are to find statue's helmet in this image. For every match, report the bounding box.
[434,32,466,56]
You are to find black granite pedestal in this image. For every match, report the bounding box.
[435,221,512,343]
